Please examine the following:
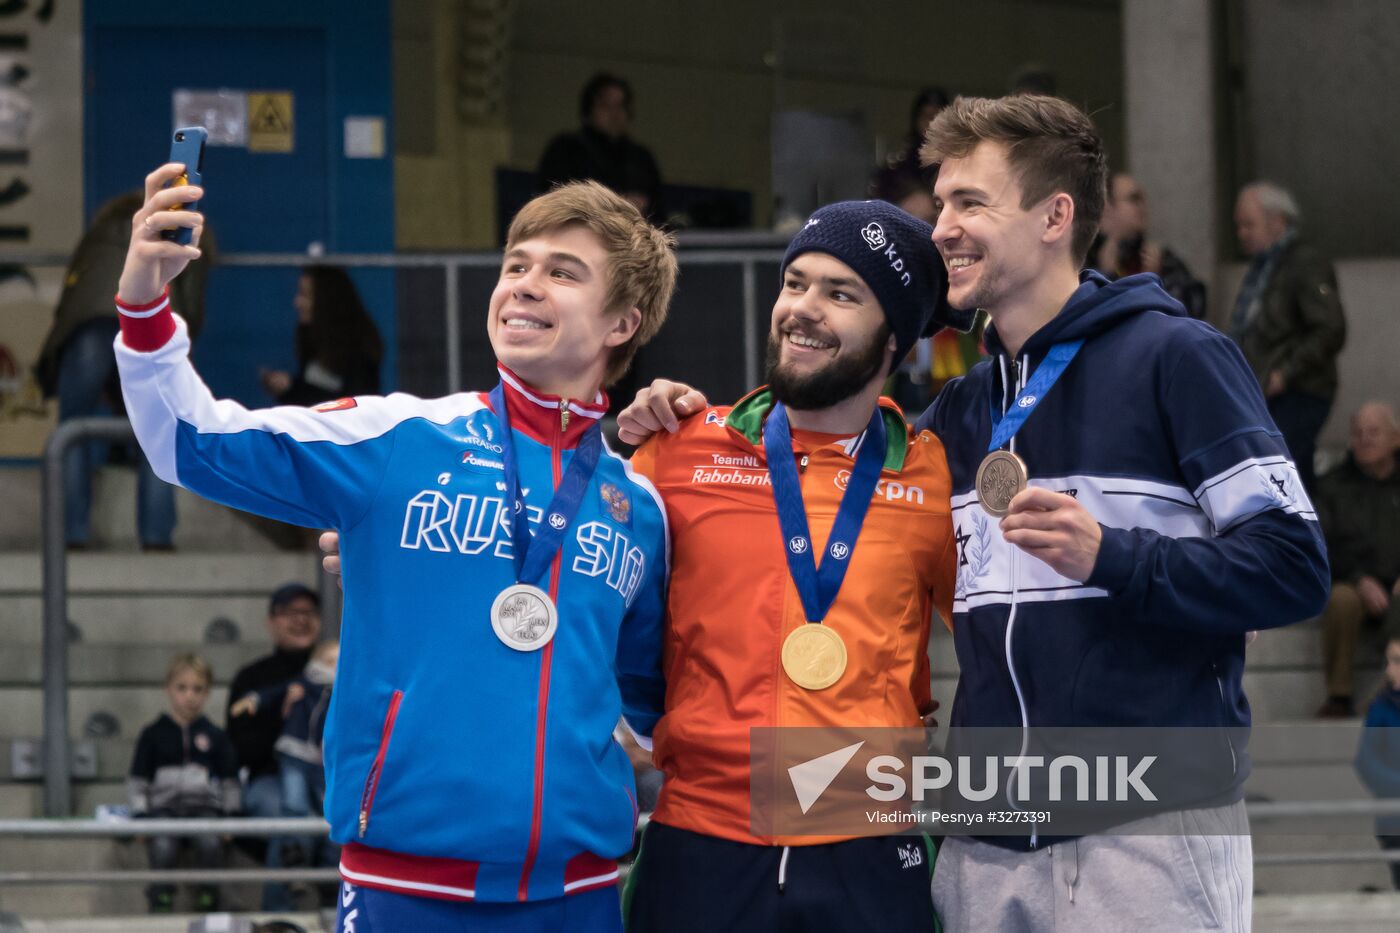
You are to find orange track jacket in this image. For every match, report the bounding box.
[629,388,956,846]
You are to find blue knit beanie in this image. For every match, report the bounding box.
[780,200,971,362]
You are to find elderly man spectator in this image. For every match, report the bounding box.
[1315,401,1400,718]
[1231,181,1347,493]
[1090,172,1206,319]
[226,582,321,910]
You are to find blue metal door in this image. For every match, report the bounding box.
[84,5,395,403]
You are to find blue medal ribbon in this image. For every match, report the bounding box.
[763,403,886,624]
[488,382,602,587]
[987,339,1084,452]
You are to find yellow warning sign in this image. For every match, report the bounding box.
[247,92,294,153]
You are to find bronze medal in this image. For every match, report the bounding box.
[976,449,1028,518]
[781,624,848,690]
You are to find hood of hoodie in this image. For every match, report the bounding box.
[983,271,1188,364]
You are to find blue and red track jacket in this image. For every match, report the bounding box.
[114,291,668,902]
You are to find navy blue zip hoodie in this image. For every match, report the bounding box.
[917,272,1329,844]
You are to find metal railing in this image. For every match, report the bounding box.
[218,248,783,393]
[3,244,784,394]
[2,804,1400,887]
[40,417,136,817]
[0,818,338,886]
[39,418,339,817]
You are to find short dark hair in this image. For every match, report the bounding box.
[920,95,1107,265]
[269,582,320,615]
[579,72,632,121]
[910,86,950,122]
[1009,65,1058,97]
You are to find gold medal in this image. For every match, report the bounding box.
[976,449,1028,518]
[781,624,848,690]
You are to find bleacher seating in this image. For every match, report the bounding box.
[1,461,1397,922]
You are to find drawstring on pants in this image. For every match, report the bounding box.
[777,845,791,893]
[1064,840,1080,904]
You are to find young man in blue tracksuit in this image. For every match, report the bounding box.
[918,96,1329,930]
[114,169,677,931]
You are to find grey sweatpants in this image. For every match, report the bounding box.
[932,803,1252,932]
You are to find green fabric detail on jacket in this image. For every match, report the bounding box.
[726,387,909,472]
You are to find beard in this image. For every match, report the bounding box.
[766,322,891,411]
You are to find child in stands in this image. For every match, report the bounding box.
[1356,634,1400,890]
[129,653,240,912]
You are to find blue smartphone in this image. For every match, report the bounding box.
[161,126,207,246]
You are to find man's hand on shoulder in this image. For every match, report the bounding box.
[999,486,1103,582]
[319,531,342,589]
[617,379,709,446]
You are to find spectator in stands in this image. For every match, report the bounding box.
[870,94,950,416]
[227,582,321,911]
[1315,401,1400,717]
[871,166,937,225]
[129,653,239,913]
[34,191,214,550]
[537,72,664,221]
[1231,180,1347,493]
[1009,63,1057,96]
[230,639,338,873]
[259,265,382,408]
[1355,633,1400,889]
[870,86,949,217]
[1090,172,1206,319]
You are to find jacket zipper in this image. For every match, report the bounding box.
[1213,663,1238,773]
[516,399,569,900]
[358,689,404,836]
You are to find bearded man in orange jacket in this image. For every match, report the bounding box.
[618,200,965,932]
[323,200,965,930]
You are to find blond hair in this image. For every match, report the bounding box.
[166,652,213,688]
[921,95,1107,265]
[506,181,678,385]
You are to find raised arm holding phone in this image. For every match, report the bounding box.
[115,151,680,932]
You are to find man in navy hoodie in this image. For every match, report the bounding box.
[916,95,1329,930]
[564,95,1329,932]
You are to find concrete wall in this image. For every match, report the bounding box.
[1122,0,1218,280]
[0,1,82,456]
[505,0,1125,229]
[395,0,1127,246]
[1214,260,1400,452]
[1238,0,1400,258]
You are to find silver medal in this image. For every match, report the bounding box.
[490,583,558,651]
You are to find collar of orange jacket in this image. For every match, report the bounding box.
[724,386,911,473]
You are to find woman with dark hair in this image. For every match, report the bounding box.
[871,86,950,204]
[260,266,382,407]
